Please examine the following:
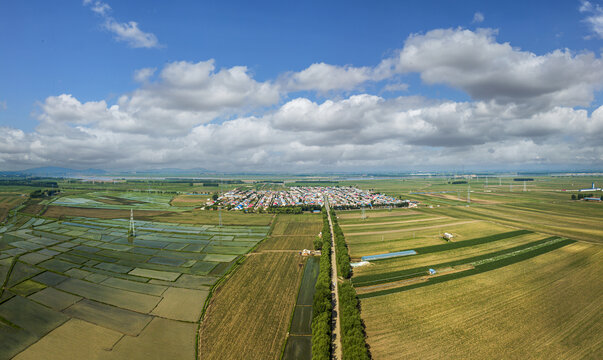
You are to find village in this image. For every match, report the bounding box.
[214,186,409,211]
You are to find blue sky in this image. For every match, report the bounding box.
[0,1,602,171]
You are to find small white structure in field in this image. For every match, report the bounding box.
[428,268,437,275]
[443,232,453,241]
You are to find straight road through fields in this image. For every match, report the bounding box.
[324,198,342,360]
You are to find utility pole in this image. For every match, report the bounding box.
[128,209,136,239]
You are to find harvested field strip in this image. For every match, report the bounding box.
[338,213,431,226]
[270,220,321,237]
[399,229,531,255]
[481,204,603,229]
[500,201,603,219]
[255,235,314,251]
[421,205,603,243]
[345,220,479,236]
[198,252,304,360]
[358,238,575,298]
[344,218,457,234]
[346,221,515,257]
[360,242,603,359]
[353,236,560,287]
[337,209,421,220]
[340,216,447,228]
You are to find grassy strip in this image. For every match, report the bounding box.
[358,238,575,299]
[353,236,560,287]
[331,211,351,279]
[339,281,371,359]
[311,208,332,360]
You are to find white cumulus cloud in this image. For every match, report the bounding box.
[580,1,603,38]
[385,28,603,110]
[84,0,161,48]
[3,27,603,171]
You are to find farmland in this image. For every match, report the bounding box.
[199,252,304,360]
[257,213,322,251]
[0,194,27,223]
[336,175,603,358]
[0,209,268,359]
[198,212,322,360]
[360,242,602,359]
[0,174,601,359]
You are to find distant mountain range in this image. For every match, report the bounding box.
[1,166,602,178]
[0,167,107,177]
[0,166,214,178]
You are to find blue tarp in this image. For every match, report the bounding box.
[361,250,417,261]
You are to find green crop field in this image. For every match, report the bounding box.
[337,176,603,359]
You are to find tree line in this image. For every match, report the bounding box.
[311,208,332,359]
[330,210,371,359]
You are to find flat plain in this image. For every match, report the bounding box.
[0,188,271,360]
[198,213,322,360]
[337,176,603,359]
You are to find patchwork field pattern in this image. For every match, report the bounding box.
[337,177,603,359]
[360,243,603,359]
[50,192,178,211]
[0,216,268,359]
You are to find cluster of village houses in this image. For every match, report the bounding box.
[213,186,407,210]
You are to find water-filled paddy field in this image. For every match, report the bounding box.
[0,216,268,359]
